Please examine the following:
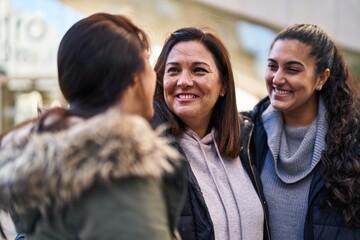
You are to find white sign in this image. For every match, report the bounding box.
[0,0,59,79]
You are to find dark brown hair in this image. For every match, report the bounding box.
[272,23,360,226]
[58,13,150,116]
[37,13,151,132]
[153,27,241,158]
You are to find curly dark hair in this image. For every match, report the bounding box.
[273,24,360,226]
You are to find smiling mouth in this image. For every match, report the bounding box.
[177,94,198,99]
[273,88,292,95]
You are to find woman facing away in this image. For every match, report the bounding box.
[243,23,360,239]
[0,13,186,240]
[152,27,270,240]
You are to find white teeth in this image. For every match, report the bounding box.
[178,94,196,99]
[274,88,291,94]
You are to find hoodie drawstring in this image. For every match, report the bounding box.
[195,133,243,240]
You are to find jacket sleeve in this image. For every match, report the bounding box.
[161,159,187,240]
[67,177,173,240]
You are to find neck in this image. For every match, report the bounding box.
[185,120,210,139]
[283,111,316,127]
[283,98,318,127]
[283,106,317,127]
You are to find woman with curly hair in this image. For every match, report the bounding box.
[242,23,360,239]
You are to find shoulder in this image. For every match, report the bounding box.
[241,96,270,122]
[0,108,183,215]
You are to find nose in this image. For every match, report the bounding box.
[177,72,193,88]
[272,69,286,86]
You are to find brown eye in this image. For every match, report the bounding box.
[287,68,299,73]
[267,63,278,71]
[166,67,180,76]
[194,68,206,72]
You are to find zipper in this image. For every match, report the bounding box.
[245,120,271,240]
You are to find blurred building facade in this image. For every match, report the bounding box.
[0,0,360,133]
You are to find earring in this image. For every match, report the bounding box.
[316,85,322,91]
[220,88,226,97]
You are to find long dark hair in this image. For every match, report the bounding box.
[272,24,360,226]
[154,27,240,158]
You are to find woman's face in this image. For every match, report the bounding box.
[163,41,223,135]
[265,39,326,126]
[132,51,157,120]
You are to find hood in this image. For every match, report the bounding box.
[0,108,180,214]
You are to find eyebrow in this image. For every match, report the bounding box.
[165,62,180,66]
[267,58,305,67]
[165,61,211,67]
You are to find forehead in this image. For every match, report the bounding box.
[166,41,215,63]
[270,39,314,64]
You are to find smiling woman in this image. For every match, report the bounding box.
[152,27,270,240]
[243,23,360,240]
[163,40,223,138]
[265,39,329,127]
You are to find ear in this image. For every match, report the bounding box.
[131,73,140,86]
[316,68,330,91]
[219,86,226,97]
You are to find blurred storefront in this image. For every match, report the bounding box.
[1,0,360,133]
[0,0,82,132]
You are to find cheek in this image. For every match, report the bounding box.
[149,71,156,92]
[150,80,156,98]
[264,70,273,84]
[145,76,156,100]
[205,75,222,93]
[163,78,174,106]
[163,77,175,95]
[264,72,274,91]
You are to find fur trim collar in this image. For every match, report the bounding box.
[0,108,179,214]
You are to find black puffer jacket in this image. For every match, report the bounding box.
[152,111,271,240]
[244,97,360,240]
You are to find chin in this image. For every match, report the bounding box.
[270,99,286,111]
[144,110,154,121]
[272,103,291,113]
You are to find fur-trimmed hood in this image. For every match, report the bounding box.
[0,108,180,214]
